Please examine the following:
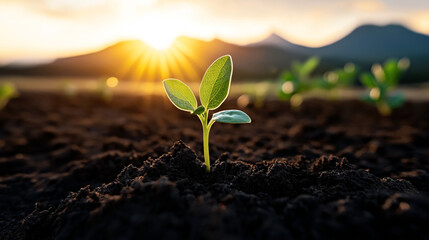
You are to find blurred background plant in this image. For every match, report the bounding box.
[278,57,320,109]
[60,81,77,98]
[360,58,410,115]
[0,83,19,110]
[318,63,357,100]
[94,77,119,102]
[237,81,271,108]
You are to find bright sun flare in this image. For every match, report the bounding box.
[143,35,177,50]
[133,13,181,51]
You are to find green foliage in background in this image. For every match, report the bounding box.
[319,63,357,90]
[60,81,77,98]
[238,81,271,109]
[94,78,114,102]
[163,55,251,171]
[360,58,410,115]
[0,83,19,110]
[318,63,358,99]
[278,56,320,108]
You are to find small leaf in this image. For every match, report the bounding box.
[383,59,400,86]
[193,105,205,115]
[361,92,376,104]
[163,79,197,112]
[360,73,377,87]
[199,55,233,110]
[387,92,404,108]
[280,71,295,81]
[212,110,251,124]
[0,83,18,99]
[291,61,302,76]
[299,57,320,77]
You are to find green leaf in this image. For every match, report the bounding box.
[212,110,251,124]
[0,83,18,99]
[299,57,320,77]
[163,79,197,112]
[387,92,404,108]
[199,55,233,110]
[291,61,302,76]
[383,59,400,86]
[360,92,376,104]
[360,73,377,87]
[280,71,295,81]
[192,105,205,115]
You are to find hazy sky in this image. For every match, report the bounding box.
[1,0,428,64]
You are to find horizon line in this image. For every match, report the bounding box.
[1,22,427,67]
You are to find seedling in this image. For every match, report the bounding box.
[238,81,270,108]
[319,63,357,99]
[163,55,251,171]
[94,77,118,102]
[60,81,77,98]
[278,56,320,108]
[0,83,19,110]
[360,58,410,116]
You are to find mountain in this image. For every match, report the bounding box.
[0,37,305,81]
[313,24,429,62]
[1,24,428,82]
[248,24,429,81]
[250,24,429,62]
[313,24,429,81]
[247,33,309,52]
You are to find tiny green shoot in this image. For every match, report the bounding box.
[360,58,410,116]
[60,81,77,98]
[238,81,270,108]
[278,56,320,108]
[319,62,357,99]
[163,55,251,171]
[0,83,19,110]
[94,77,118,102]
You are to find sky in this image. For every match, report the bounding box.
[0,0,428,64]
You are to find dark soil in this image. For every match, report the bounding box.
[0,92,428,240]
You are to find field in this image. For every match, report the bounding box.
[1,91,428,239]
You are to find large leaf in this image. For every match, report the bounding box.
[163,79,197,112]
[212,110,251,124]
[199,55,233,110]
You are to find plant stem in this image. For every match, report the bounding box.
[202,123,210,171]
[199,112,211,171]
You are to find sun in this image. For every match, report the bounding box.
[143,34,177,50]
[132,13,181,51]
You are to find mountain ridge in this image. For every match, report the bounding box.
[1,24,428,82]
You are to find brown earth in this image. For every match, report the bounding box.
[0,92,428,240]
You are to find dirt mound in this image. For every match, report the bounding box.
[15,142,426,240]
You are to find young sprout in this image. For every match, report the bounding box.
[319,62,357,99]
[278,56,320,109]
[237,81,270,108]
[94,77,118,102]
[360,58,410,116]
[60,81,77,98]
[163,55,251,171]
[0,83,19,110]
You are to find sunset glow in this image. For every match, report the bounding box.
[0,0,428,64]
[106,38,202,84]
